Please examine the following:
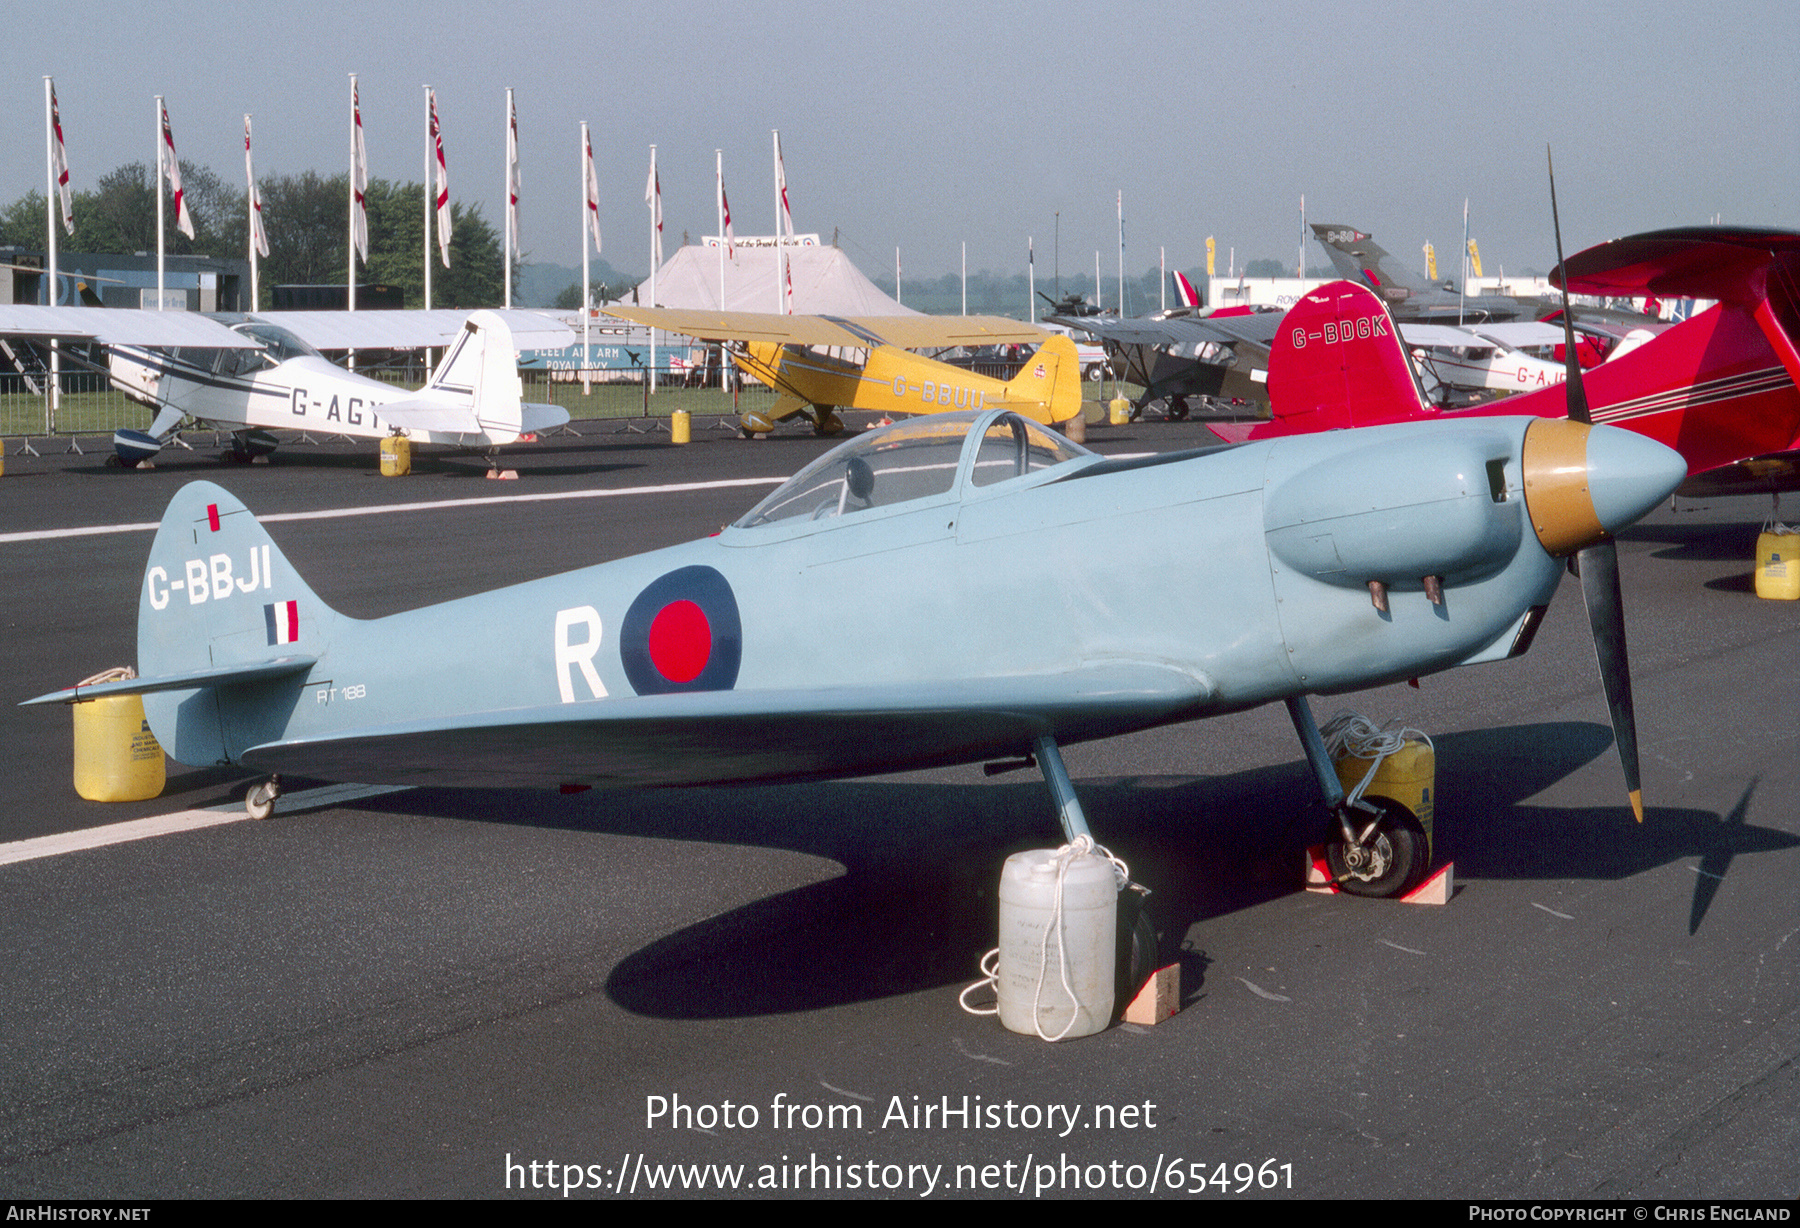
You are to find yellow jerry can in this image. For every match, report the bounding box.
[380,434,412,477]
[72,669,166,802]
[1755,528,1800,600]
[1334,736,1437,854]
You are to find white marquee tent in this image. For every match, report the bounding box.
[629,240,917,316]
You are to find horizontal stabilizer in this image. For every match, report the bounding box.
[22,655,317,707]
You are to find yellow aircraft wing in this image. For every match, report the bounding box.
[601,307,1047,350]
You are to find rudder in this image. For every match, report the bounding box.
[1003,334,1084,424]
[1264,280,1431,434]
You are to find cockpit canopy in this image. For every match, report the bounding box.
[736,410,1094,528]
[232,322,323,363]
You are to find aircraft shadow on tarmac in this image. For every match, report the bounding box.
[331,720,1792,1021]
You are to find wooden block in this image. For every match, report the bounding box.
[1401,861,1453,905]
[1302,845,1339,894]
[1123,963,1180,1025]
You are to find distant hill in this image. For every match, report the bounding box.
[516,260,645,309]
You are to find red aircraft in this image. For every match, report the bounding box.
[1210,228,1800,499]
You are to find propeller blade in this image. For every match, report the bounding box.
[1547,145,1592,425]
[1575,540,1644,822]
[1547,147,1641,818]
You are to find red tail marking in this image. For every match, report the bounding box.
[206,504,220,532]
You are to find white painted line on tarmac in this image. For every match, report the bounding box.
[0,782,411,867]
[0,477,787,545]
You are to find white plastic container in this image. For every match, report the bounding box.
[996,847,1116,1039]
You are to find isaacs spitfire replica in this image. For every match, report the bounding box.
[601,306,1082,437]
[0,305,572,466]
[28,287,1685,907]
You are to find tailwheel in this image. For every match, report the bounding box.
[1324,796,1429,898]
[245,775,282,821]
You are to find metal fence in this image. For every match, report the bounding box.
[0,360,785,443]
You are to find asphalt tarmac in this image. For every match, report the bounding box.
[1,414,1795,1199]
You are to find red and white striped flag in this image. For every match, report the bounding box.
[718,165,734,258]
[645,154,663,269]
[48,81,74,236]
[245,116,269,258]
[505,91,520,255]
[160,100,195,239]
[773,132,794,312]
[582,127,602,255]
[429,89,451,268]
[350,80,368,264]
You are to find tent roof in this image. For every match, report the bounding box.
[633,243,918,316]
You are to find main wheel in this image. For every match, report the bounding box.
[1114,891,1158,1018]
[1324,796,1429,898]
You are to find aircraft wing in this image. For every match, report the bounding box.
[1558,227,1800,303]
[247,309,574,353]
[602,306,1048,350]
[1051,312,1283,350]
[0,305,259,348]
[237,663,1214,790]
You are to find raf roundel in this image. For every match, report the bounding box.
[618,566,743,695]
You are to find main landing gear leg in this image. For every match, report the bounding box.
[1032,734,1156,1011]
[1286,696,1429,897]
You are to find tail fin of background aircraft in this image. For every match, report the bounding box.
[1002,334,1084,424]
[1310,223,1432,295]
[420,309,562,442]
[1263,280,1433,433]
[1172,269,1201,309]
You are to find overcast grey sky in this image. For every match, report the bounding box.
[4,0,1794,284]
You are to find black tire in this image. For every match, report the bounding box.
[1114,891,1158,1017]
[1324,796,1429,898]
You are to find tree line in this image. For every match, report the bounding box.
[0,163,506,310]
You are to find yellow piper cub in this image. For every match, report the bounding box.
[603,306,1083,437]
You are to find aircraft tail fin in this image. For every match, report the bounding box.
[424,309,530,442]
[134,481,336,685]
[1263,280,1432,433]
[1172,270,1201,308]
[1003,334,1084,424]
[1310,223,1432,294]
[19,482,346,764]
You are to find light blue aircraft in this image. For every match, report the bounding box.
[28,399,1683,910]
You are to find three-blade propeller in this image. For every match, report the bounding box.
[1549,146,1645,822]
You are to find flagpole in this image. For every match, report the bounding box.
[895,247,901,307]
[504,87,516,309]
[771,130,783,315]
[716,149,728,392]
[716,149,725,311]
[43,78,61,427]
[1027,237,1034,321]
[155,96,165,311]
[347,74,358,318]
[647,143,657,393]
[246,115,260,310]
[580,121,591,396]
[1117,189,1124,316]
[961,241,966,316]
[1160,245,1165,313]
[423,86,432,311]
